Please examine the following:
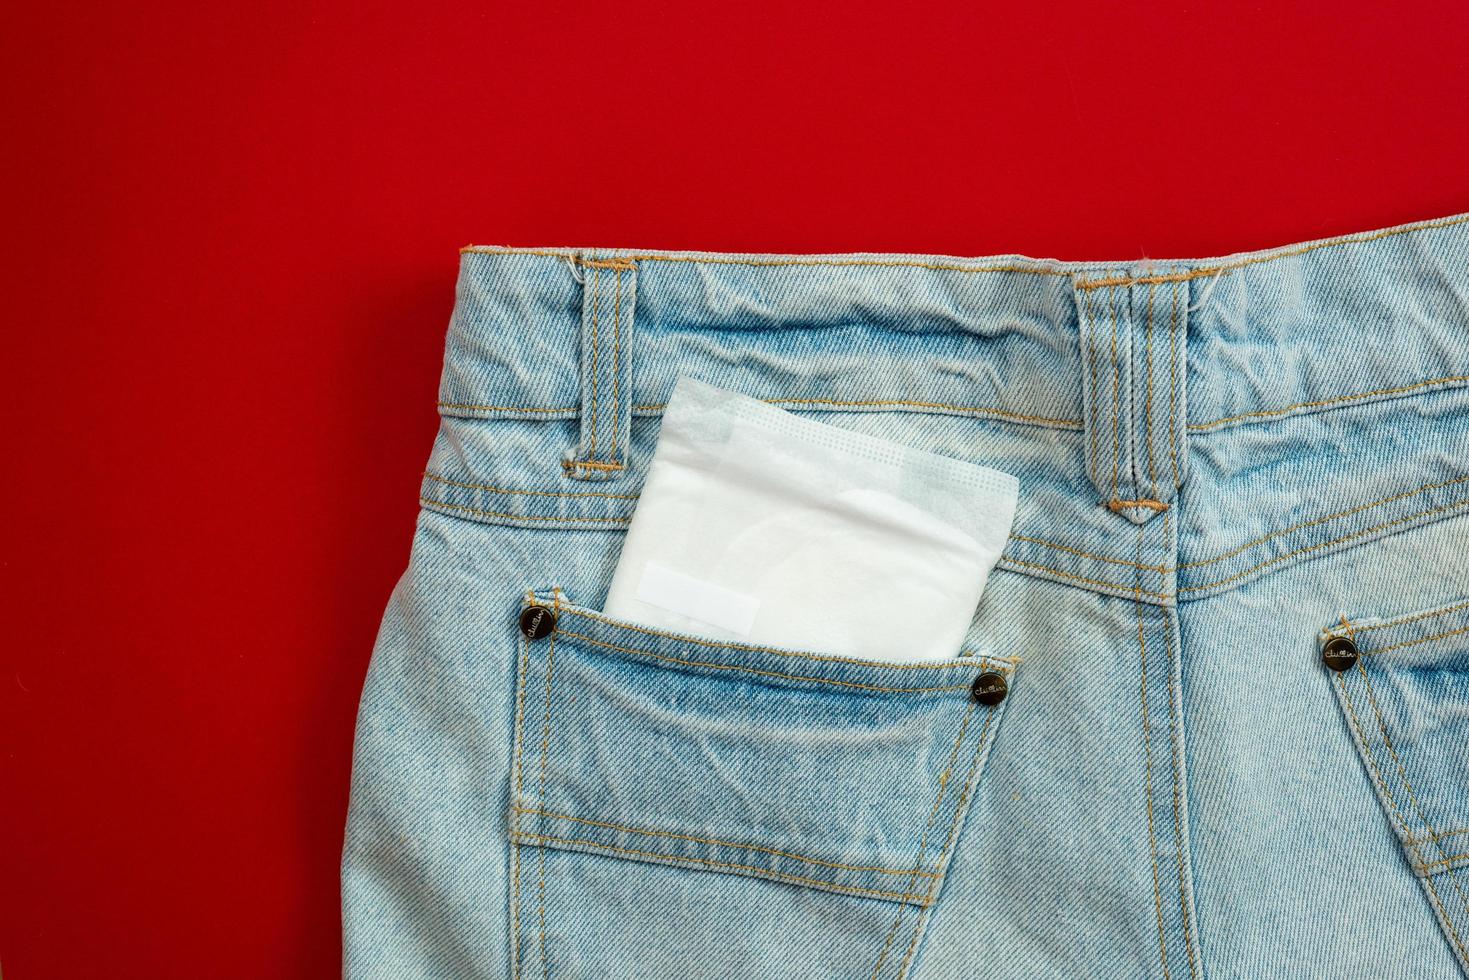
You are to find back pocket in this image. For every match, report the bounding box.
[506,589,1016,980]
[1324,598,1469,973]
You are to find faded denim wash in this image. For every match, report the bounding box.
[342,213,1469,978]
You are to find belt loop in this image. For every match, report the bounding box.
[564,254,638,481]
[1075,268,1188,525]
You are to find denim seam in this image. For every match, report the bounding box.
[1109,284,1123,501]
[438,403,576,414]
[464,249,1075,275]
[1168,281,1182,489]
[508,806,940,878]
[421,497,631,524]
[587,266,601,462]
[637,399,1082,428]
[1179,497,1469,594]
[610,267,622,459]
[1160,566,1201,980]
[1417,853,1469,874]
[895,705,998,979]
[1187,374,1469,432]
[508,832,935,904]
[1008,533,1170,572]
[1359,626,1469,657]
[439,400,1083,428]
[559,607,1019,671]
[1325,598,1469,639]
[422,472,640,500]
[1144,282,1158,500]
[1181,474,1469,570]
[535,589,562,979]
[561,460,624,472]
[1074,212,1469,288]
[1334,671,1469,961]
[1356,663,1469,917]
[1136,526,1173,980]
[555,628,974,694]
[462,211,1469,277]
[1083,288,1099,488]
[998,556,1169,600]
[509,619,534,980]
[869,703,981,979]
[1409,829,1469,847]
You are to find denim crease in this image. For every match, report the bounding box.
[343,212,1469,978]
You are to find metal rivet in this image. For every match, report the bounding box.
[971,671,1008,705]
[519,605,556,640]
[1322,635,1359,672]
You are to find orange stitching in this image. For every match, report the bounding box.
[421,472,639,500]
[557,606,1010,672]
[1416,853,1469,874]
[1107,499,1170,513]
[421,497,630,524]
[587,265,601,461]
[1007,533,1169,573]
[509,831,933,904]
[1410,829,1469,847]
[580,257,635,270]
[1334,672,1469,960]
[463,246,1073,277]
[1084,288,1099,485]
[871,704,980,979]
[1074,212,1469,289]
[1109,285,1123,499]
[1329,598,1469,640]
[1136,528,1173,980]
[1357,662,1469,918]
[1168,281,1182,490]
[1367,625,1469,657]
[1180,496,1469,593]
[438,402,574,414]
[610,266,623,459]
[1188,375,1469,432]
[1143,282,1158,497]
[1160,558,1201,980]
[463,212,1469,278]
[1182,474,1469,570]
[562,459,625,472]
[555,628,973,694]
[443,397,1081,428]
[998,556,1170,599]
[635,397,1082,427]
[896,706,998,979]
[509,627,533,980]
[535,593,560,975]
[510,806,939,878]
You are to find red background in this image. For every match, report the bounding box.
[3,3,1467,976]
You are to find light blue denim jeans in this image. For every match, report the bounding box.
[342,213,1469,979]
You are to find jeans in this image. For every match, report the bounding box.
[342,212,1469,978]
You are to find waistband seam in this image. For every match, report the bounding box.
[459,211,1469,284]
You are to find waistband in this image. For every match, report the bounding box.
[444,211,1469,435]
[426,211,1469,605]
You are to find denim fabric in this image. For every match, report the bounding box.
[342,213,1469,979]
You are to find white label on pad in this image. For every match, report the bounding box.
[634,562,761,637]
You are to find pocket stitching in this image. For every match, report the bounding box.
[1334,667,1469,961]
[510,832,935,904]
[894,703,999,979]
[555,627,976,695]
[560,606,1018,672]
[509,806,940,878]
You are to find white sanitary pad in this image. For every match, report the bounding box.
[603,378,1020,665]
